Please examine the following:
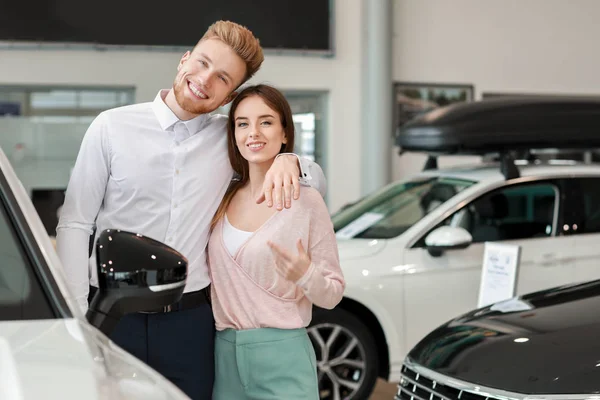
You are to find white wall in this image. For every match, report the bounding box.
[392,0,600,181]
[0,0,363,212]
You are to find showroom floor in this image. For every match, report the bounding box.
[369,379,397,399]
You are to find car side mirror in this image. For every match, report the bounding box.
[86,229,188,335]
[425,226,472,257]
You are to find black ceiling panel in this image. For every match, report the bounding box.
[0,0,332,52]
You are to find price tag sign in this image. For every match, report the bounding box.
[478,242,521,308]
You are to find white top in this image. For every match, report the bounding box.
[56,89,326,312]
[222,214,254,256]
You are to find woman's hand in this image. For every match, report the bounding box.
[267,239,311,282]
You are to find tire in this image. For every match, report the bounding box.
[308,307,379,400]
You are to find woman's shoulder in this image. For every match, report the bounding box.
[297,186,325,205]
[294,186,330,217]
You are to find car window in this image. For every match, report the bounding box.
[332,177,475,239]
[577,178,600,234]
[0,199,55,321]
[420,182,558,245]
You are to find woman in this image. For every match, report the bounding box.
[207,84,345,399]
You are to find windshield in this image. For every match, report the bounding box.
[0,171,59,321]
[332,176,476,239]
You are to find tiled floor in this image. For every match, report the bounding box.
[369,379,398,400]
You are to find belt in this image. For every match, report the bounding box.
[141,287,211,313]
[88,285,210,314]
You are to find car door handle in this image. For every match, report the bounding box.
[539,253,574,267]
[539,253,558,266]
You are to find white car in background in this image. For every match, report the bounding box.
[308,96,600,400]
[0,147,190,399]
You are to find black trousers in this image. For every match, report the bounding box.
[89,288,215,399]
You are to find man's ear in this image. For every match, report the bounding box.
[221,91,238,107]
[178,51,191,71]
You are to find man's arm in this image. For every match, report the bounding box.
[295,155,326,198]
[257,153,327,210]
[56,113,111,313]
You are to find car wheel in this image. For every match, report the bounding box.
[308,307,379,400]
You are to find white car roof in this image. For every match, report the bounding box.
[415,160,600,184]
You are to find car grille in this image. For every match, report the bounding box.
[395,364,500,400]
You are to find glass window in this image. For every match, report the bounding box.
[292,113,316,161]
[430,183,558,244]
[0,86,135,120]
[30,90,78,109]
[0,198,55,321]
[333,177,476,239]
[578,178,600,234]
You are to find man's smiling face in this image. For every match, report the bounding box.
[172,38,247,116]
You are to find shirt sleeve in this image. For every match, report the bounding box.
[295,194,345,309]
[277,153,327,198]
[56,112,111,312]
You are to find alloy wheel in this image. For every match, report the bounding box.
[307,322,368,400]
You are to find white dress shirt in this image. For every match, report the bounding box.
[56,90,326,312]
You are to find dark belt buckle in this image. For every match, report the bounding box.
[139,303,174,314]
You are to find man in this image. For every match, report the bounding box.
[56,20,326,399]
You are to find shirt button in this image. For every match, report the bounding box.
[174,204,178,209]
[176,169,180,175]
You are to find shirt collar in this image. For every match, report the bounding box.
[151,89,210,134]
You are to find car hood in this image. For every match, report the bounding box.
[0,319,188,400]
[336,238,386,260]
[407,280,600,395]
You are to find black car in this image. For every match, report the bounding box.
[395,279,600,400]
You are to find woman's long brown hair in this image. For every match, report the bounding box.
[210,84,296,230]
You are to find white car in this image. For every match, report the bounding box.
[308,97,600,399]
[0,148,190,399]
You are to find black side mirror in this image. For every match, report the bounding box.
[86,229,188,335]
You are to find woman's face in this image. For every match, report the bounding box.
[233,95,287,165]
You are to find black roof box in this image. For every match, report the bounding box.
[396,96,600,155]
